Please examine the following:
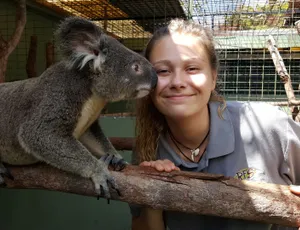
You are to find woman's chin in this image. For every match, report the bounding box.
[163,107,194,119]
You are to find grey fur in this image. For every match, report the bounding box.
[0,17,157,198]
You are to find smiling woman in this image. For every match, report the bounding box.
[130,18,300,230]
[150,34,215,122]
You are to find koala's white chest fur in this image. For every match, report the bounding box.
[73,94,106,139]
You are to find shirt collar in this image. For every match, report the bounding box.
[157,101,235,167]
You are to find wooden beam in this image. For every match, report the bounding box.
[109,137,134,151]
[2,164,300,228]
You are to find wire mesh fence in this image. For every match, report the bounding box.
[1,0,300,103]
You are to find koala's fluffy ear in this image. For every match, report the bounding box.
[55,17,105,70]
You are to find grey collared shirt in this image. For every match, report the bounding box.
[131,101,300,230]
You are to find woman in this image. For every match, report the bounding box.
[130,18,300,230]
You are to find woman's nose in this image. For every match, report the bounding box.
[169,70,187,89]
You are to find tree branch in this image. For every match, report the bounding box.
[0,34,7,53]
[7,0,27,56]
[269,100,300,106]
[0,0,27,83]
[2,164,300,227]
[267,35,296,101]
[267,35,300,121]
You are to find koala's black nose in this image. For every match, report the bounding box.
[131,62,157,88]
[151,69,158,88]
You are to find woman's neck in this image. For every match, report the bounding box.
[166,105,210,149]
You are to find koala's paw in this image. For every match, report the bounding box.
[0,163,14,186]
[92,162,120,199]
[101,154,128,171]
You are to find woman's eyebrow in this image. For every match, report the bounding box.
[152,60,172,66]
[185,57,206,63]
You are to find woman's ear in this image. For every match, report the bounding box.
[211,70,217,90]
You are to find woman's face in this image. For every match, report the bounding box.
[150,33,216,120]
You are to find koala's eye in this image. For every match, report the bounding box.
[102,48,108,56]
[93,50,99,56]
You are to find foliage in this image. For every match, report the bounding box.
[225,0,289,30]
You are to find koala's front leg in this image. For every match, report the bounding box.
[18,124,117,198]
[80,121,128,171]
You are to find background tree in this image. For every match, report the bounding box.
[0,0,26,83]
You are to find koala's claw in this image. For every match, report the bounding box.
[0,163,13,186]
[107,178,121,197]
[100,154,128,171]
[92,164,120,199]
[113,158,128,171]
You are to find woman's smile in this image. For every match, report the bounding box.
[164,94,195,102]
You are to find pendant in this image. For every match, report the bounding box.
[191,148,200,161]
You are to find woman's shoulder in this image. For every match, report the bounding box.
[225,100,290,127]
[226,100,284,112]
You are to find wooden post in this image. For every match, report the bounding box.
[26,35,37,78]
[46,42,55,68]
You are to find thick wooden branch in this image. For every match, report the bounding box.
[267,35,296,101]
[2,164,300,227]
[267,35,300,121]
[26,35,37,78]
[0,34,7,50]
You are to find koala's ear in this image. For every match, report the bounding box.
[55,17,104,69]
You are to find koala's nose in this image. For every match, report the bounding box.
[131,62,157,88]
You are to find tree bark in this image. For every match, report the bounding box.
[2,163,300,228]
[0,56,9,83]
[26,35,37,78]
[267,35,300,121]
[0,0,26,83]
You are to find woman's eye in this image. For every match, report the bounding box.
[156,69,169,74]
[187,67,200,73]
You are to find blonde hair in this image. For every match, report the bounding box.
[134,19,226,163]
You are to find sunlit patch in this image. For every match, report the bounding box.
[190,73,207,86]
[170,33,209,64]
[171,33,199,46]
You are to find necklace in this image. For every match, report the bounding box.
[168,128,210,162]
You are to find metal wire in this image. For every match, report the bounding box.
[1,0,300,102]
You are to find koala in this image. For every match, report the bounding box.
[0,17,157,198]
